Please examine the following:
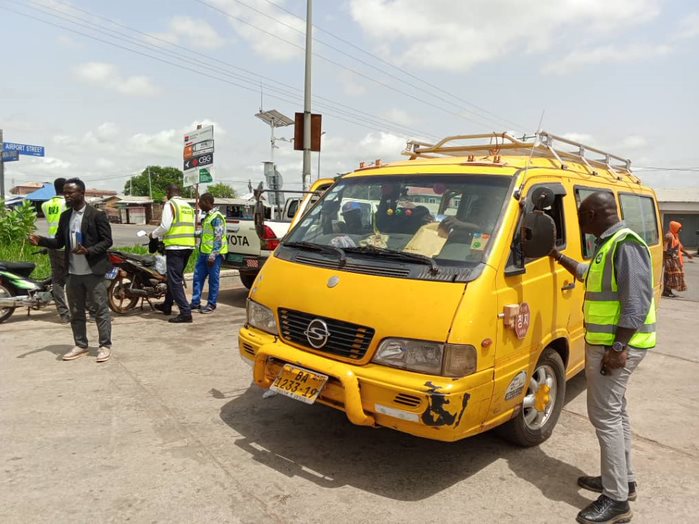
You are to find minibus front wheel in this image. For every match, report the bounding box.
[498,347,566,447]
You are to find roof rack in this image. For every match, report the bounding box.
[402,131,638,182]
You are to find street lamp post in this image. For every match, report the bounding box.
[317,131,326,180]
[302,0,313,191]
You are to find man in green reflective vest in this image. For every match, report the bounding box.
[190,193,228,314]
[150,184,195,323]
[41,178,70,322]
[550,191,655,524]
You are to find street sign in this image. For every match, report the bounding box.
[183,125,214,187]
[2,150,19,162]
[3,142,45,157]
[183,152,213,171]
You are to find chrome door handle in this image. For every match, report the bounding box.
[561,281,576,291]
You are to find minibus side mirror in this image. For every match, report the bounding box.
[521,211,556,258]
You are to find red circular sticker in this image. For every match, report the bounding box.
[514,303,530,340]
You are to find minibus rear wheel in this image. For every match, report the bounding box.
[497,347,566,447]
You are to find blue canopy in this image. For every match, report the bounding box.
[23,183,56,201]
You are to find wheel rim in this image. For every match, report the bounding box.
[109,277,138,313]
[522,363,558,431]
[0,285,12,317]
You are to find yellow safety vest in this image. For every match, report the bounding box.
[584,227,656,349]
[41,196,66,238]
[200,210,228,255]
[163,197,195,248]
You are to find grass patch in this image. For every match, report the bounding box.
[0,241,52,280]
[0,243,198,279]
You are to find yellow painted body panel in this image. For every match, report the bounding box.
[240,153,662,442]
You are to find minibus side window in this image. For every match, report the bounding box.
[619,194,660,246]
[574,187,614,259]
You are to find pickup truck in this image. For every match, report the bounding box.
[223,178,334,288]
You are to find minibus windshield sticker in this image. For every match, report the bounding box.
[470,233,490,251]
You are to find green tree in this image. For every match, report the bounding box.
[124,166,194,202]
[205,182,237,199]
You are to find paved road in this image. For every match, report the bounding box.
[34,217,150,248]
[1,268,697,522]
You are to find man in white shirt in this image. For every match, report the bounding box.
[150,184,196,323]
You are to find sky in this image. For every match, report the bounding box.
[1,0,699,196]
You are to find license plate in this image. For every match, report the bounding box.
[105,267,118,280]
[269,364,328,404]
[227,254,244,263]
[245,258,259,268]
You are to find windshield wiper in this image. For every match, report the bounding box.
[344,245,439,274]
[283,241,347,267]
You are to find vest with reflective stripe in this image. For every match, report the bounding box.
[200,210,228,255]
[584,227,656,348]
[163,197,195,248]
[41,196,66,238]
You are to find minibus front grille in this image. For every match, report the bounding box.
[294,254,411,278]
[278,308,375,360]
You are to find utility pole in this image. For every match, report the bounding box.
[129,177,132,196]
[302,0,313,191]
[147,166,152,199]
[0,128,5,198]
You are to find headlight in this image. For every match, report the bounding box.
[246,299,278,335]
[372,338,477,377]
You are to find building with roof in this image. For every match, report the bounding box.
[99,194,154,225]
[655,188,699,248]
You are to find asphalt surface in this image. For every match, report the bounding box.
[1,266,697,523]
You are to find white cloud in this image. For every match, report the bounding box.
[340,71,367,97]
[543,43,671,74]
[349,0,661,71]
[379,108,416,128]
[618,135,648,151]
[676,12,699,40]
[210,0,304,61]
[74,62,160,97]
[148,16,226,49]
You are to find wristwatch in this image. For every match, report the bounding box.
[611,341,626,353]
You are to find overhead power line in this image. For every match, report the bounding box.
[203,0,522,131]
[2,1,438,140]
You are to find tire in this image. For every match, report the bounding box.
[239,272,258,290]
[108,274,139,313]
[0,283,16,324]
[497,347,566,447]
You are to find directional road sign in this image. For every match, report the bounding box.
[3,142,45,157]
[183,125,214,187]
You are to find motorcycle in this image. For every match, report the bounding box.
[107,238,168,314]
[0,250,54,324]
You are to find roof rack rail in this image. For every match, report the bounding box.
[402,131,637,181]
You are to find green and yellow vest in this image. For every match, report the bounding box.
[200,210,228,255]
[584,227,656,349]
[41,196,66,238]
[163,197,195,248]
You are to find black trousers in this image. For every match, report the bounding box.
[66,274,111,348]
[164,249,193,316]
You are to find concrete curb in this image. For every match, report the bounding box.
[184,268,239,281]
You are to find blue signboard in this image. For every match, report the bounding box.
[3,142,45,157]
[2,150,19,162]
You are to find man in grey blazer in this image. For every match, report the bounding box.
[30,178,114,362]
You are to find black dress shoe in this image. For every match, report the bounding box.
[154,303,172,315]
[168,314,193,323]
[578,476,637,501]
[576,495,632,524]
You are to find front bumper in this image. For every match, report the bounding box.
[239,326,494,442]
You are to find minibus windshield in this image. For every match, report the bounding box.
[285,174,511,267]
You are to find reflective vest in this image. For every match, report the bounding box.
[41,196,66,238]
[584,227,656,349]
[163,197,195,248]
[200,210,228,255]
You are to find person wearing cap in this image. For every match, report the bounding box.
[341,201,370,234]
[41,177,70,323]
